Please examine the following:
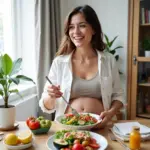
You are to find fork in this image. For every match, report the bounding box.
[109,128,130,150]
[45,76,79,116]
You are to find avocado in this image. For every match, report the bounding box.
[53,139,68,149]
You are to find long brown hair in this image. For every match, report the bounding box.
[56,5,105,56]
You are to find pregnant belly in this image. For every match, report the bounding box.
[65,97,104,115]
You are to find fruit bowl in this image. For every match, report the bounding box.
[26,116,52,135]
[30,127,50,135]
[3,131,33,150]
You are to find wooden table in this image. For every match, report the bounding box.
[0,120,150,150]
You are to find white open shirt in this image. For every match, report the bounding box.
[39,50,124,119]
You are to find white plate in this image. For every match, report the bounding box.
[3,141,33,150]
[46,131,108,150]
[56,112,102,130]
[112,126,150,141]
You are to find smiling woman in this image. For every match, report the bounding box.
[39,5,124,128]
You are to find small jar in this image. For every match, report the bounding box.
[129,126,141,150]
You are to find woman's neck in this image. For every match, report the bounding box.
[74,47,97,60]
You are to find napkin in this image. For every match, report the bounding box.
[114,122,150,135]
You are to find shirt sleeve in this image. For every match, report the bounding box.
[111,56,125,106]
[39,58,58,114]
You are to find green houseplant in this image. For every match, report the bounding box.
[142,37,150,57]
[0,53,35,128]
[104,34,123,61]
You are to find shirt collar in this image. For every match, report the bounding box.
[62,49,106,62]
[96,49,106,60]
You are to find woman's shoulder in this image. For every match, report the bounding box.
[97,50,115,60]
[103,51,114,57]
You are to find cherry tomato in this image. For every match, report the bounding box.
[28,119,40,130]
[65,113,74,118]
[91,117,98,123]
[74,139,80,144]
[26,116,35,126]
[85,116,90,121]
[60,148,71,150]
[72,143,85,150]
[90,138,97,144]
[64,148,71,150]
[89,143,100,148]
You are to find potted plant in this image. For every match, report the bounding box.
[104,34,123,74]
[104,34,123,61]
[0,53,35,128]
[142,37,150,57]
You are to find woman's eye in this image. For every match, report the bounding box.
[69,26,74,29]
[80,24,86,28]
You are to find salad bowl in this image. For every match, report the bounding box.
[46,130,108,150]
[55,112,102,130]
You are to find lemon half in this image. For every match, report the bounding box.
[18,130,32,144]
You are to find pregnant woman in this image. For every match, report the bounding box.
[39,5,124,128]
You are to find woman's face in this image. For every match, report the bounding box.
[68,13,94,48]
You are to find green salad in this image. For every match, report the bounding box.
[53,130,100,150]
[60,113,98,126]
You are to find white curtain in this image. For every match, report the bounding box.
[35,0,61,119]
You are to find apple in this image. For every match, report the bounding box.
[45,119,51,127]
[36,116,44,122]
[40,120,50,128]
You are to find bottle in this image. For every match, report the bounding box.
[129,126,141,150]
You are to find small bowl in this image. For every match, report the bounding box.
[3,141,33,150]
[30,127,50,135]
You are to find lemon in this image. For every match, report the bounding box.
[18,130,32,144]
[5,133,18,145]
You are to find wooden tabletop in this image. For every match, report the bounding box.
[0,119,150,150]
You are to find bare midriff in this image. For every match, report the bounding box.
[65,97,104,115]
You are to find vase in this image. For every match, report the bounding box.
[0,105,16,128]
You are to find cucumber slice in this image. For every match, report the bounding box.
[78,120,85,125]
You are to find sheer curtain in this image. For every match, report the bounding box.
[35,0,61,119]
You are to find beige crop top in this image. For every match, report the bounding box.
[70,72,102,99]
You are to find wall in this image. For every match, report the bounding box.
[60,0,129,117]
[10,84,38,121]
[15,94,38,121]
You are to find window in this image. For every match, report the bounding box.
[0,10,3,52]
[0,0,37,104]
[0,0,14,56]
[0,0,36,81]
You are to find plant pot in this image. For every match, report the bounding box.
[145,51,150,57]
[0,105,16,128]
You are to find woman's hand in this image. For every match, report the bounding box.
[94,110,114,129]
[43,85,63,110]
[99,110,113,127]
[47,85,63,98]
